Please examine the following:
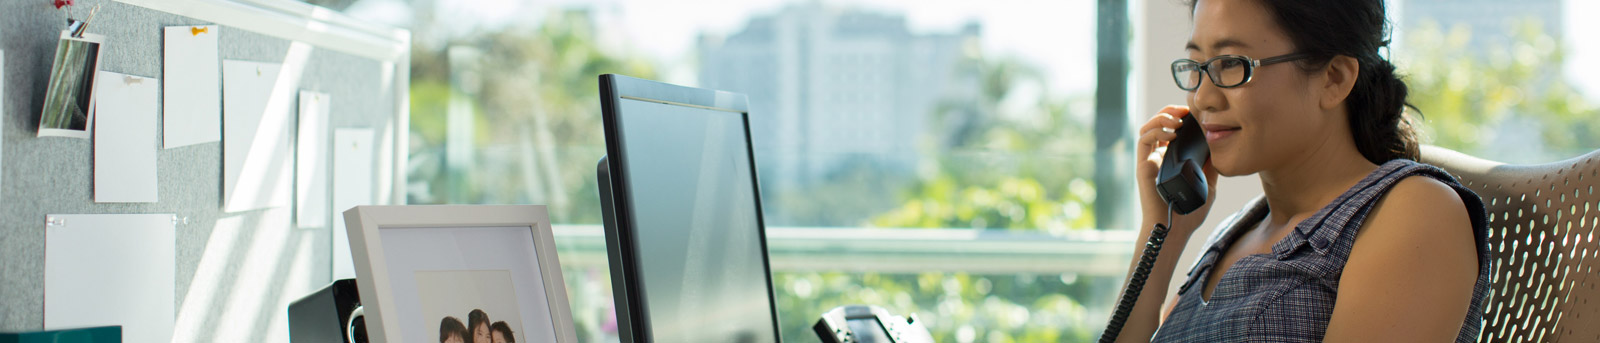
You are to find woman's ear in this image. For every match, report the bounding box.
[1320,55,1360,110]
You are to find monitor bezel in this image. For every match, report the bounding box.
[597,74,783,342]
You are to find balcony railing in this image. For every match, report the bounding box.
[552,225,1138,275]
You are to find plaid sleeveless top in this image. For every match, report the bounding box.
[1151,159,1490,342]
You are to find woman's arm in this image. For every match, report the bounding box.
[1115,105,1218,343]
[1323,176,1479,341]
[1111,219,1197,343]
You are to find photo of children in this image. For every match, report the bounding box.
[416,270,525,343]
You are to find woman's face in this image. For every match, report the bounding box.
[1186,0,1337,176]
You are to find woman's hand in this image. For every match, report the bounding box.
[1109,105,1225,342]
[1135,105,1220,239]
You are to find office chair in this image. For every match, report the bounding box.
[1420,145,1600,342]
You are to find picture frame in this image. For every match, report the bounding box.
[39,30,104,139]
[343,205,578,343]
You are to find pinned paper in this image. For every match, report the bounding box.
[296,91,331,228]
[93,71,160,203]
[45,213,176,343]
[222,60,291,212]
[163,25,220,149]
[332,128,375,280]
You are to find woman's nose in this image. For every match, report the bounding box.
[1188,73,1228,114]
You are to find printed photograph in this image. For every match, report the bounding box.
[416,270,526,343]
[39,31,103,138]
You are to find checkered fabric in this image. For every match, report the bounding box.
[1150,159,1490,342]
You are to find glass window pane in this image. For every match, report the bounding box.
[1393,0,1600,163]
[377,0,1132,342]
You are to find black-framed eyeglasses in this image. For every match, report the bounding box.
[1171,53,1310,91]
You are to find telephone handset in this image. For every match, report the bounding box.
[1099,113,1210,343]
[1156,114,1211,215]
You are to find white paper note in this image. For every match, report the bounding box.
[296,91,331,228]
[163,25,221,149]
[45,213,176,343]
[94,71,160,203]
[332,128,375,280]
[223,60,292,212]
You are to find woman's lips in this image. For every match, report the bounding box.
[1200,124,1240,143]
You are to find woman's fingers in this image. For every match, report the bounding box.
[1138,127,1178,150]
[1138,105,1192,175]
[1138,113,1182,139]
[1157,105,1190,119]
[1137,108,1188,153]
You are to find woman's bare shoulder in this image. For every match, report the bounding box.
[1366,175,1469,235]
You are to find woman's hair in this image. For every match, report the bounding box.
[490,321,516,343]
[1188,0,1421,163]
[440,316,469,343]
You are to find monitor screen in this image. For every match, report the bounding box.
[605,92,779,342]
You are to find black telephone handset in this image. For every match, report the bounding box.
[1156,114,1211,215]
[1099,114,1209,343]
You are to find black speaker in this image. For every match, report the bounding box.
[288,278,365,343]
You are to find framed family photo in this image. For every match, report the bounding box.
[344,205,578,343]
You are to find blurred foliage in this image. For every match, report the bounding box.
[836,51,1110,343]
[1399,18,1600,162]
[766,157,917,227]
[872,54,1097,234]
[871,176,1096,233]
[773,272,1098,343]
[407,9,657,225]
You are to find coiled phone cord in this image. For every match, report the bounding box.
[1098,206,1174,343]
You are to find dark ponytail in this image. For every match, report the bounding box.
[1344,57,1420,163]
[1187,0,1421,163]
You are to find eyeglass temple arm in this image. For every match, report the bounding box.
[1255,53,1311,67]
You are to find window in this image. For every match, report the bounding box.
[335,0,1598,341]
[1391,0,1600,163]
[369,0,1122,341]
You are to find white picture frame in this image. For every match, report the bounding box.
[343,205,578,343]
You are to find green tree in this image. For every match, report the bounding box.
[773,271,1098,343]
[407,9,657,225]
[773,52,1110,343]
[407,10,659,342]
[873,52,1098,233]
[1400,18,1600,162]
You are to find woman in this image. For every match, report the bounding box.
[1113,0,1490,341]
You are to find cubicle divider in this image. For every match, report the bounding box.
[0,0,408,340]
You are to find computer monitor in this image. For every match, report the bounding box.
[595,74,782,343]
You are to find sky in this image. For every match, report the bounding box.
[587,0,1093,92]
[1560,0,1599,96]
[346,0,1599,100]
[352,0,1096,93]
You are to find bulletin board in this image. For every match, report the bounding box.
[0,0,409,340]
